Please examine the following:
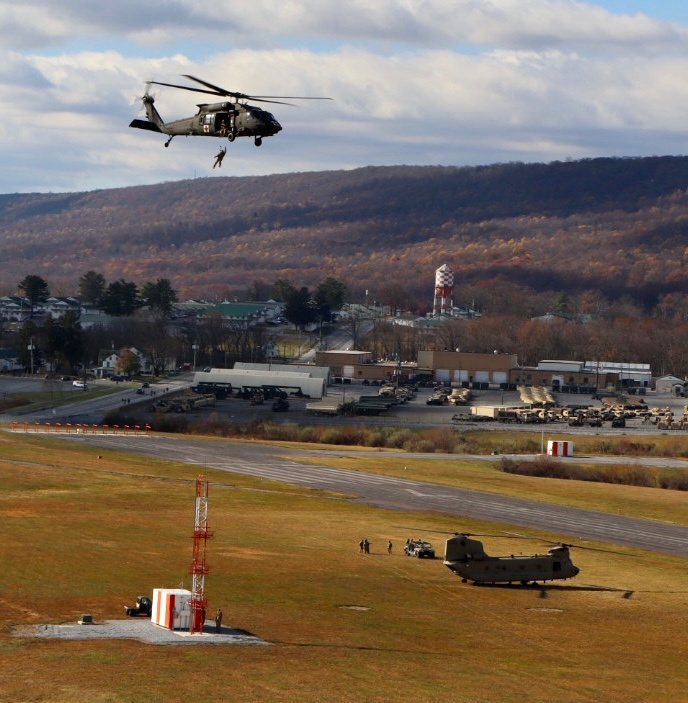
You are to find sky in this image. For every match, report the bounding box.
[2,0,688,194]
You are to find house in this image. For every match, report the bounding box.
[0,296,31,322]
[0,295,81,322]
[42,296,81,319]
[171,300,282,326]
[207,302,275,327]
[96,347,150,378]
[0,348,22,372]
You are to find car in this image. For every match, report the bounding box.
[72,380,88,389]
[404,539,435,559]
[60,375,72,381]
[141,382,150,388]
[426,396,446,405]
[135,388,144,394]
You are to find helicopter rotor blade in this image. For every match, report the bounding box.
[181,74,331,105]
[246,97,297,106]
[144,75,333,108]
[182,74,235,96]
[251,95,333,101]
[147,80,224,98]
[157,77,287,104]
[557,542,633,556]
[392,526,513,538]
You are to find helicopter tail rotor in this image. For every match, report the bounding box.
[131,85,159,115]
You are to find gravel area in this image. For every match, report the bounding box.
[13,619,269,646]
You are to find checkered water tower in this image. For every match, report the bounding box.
[432,264,454,317]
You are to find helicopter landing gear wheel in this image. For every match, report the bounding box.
[227,132,235,143]
[254,137,262,147]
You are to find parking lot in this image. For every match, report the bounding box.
[167,383,688,435]
[3,373,687,435]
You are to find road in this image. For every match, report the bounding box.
[0,376,191,424]
[49,432,688,558]
[4,369,688,558]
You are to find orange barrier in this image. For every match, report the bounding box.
[11,421,153,435]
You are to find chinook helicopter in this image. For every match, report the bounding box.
[129,74,331,148]
[443,532,625,586]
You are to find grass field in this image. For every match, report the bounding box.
[0,432,686,703]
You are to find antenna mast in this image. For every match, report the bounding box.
[189,474,212,633]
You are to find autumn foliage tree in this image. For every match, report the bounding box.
[116,349,140,377]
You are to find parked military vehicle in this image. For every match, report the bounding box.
[150,393,216,413]
[404,539,436,558]
[124,595,152,617]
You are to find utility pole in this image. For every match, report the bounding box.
[28,338,35,375]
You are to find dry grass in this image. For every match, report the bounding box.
[0,433,686,703]
[289,450,688,526]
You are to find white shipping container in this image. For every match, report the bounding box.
[547,440,574,457]
[152,588,193,630]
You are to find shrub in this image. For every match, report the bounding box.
[616,439,657,456]
[500,456,686,491]
[385,429,415,449]
[658,473,688,490]
[422,428,457,453]
[414,439,436,453]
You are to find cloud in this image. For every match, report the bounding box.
[2,1,687,52]
[1,1,688,193]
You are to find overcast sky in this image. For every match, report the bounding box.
[2,1,688,194]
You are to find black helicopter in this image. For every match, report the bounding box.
[129,74,331,148]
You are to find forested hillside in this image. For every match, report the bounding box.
[2,156,688,315]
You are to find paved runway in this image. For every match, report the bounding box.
[49,432,688,558]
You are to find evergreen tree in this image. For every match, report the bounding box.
[141,278,178,315]
[78,271,106,305]
[18,274,50,316]
[283,286,318,330]
[314,277,346,322]
[100,279,142,316]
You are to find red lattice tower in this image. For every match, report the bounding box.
[189,475,213,634]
